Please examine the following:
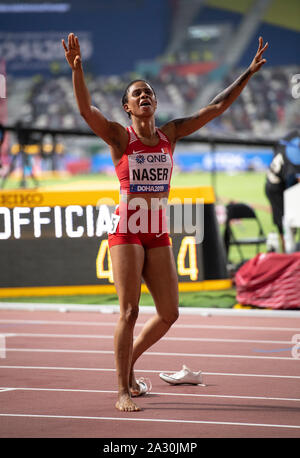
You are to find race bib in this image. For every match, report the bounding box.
[128,151,172,193]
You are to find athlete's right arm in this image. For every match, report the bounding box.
[62,33,127,159]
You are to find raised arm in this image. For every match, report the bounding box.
[162,37,268,143]
[62,33,127,158]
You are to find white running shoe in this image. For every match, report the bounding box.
[159,365,205,386]
[130,377,152,397]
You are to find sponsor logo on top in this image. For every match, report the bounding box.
[136,155,145,164]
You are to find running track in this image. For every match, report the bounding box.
[0,305,300,439]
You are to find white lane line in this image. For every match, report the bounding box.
[1,365,299,380]
[0,388,15,393]
[0,412,299,430]
[0,386,299,403]
[0,305,119,314]
[4,348,298,360]
[4,333,296,345]
[0,319,299,332]
[0,334,5,359]
[1,303,300,318]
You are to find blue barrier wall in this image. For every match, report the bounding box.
[90,149,274,174]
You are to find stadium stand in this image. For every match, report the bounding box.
[6,63,299,138]
[1,0,300,173]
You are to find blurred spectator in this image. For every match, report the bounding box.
[265,129,300,251]
[6,65,300,138]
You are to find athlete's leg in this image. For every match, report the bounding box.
[129,245,179,391]
[109,243,145,411]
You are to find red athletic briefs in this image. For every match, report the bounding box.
[108,204,171,249]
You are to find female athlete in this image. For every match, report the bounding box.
[62,33,268,412]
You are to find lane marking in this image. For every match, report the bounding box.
[1,365,299,379]
[0,319,299,332]
[4,332,297,345]
[0,303,299,318]
[253,347,294,354]
[0,412,300,430]
[0,386,299,403]
[4,347,299,360]
[0,334,5,359]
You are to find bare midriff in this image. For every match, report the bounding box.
[120,191,169,209]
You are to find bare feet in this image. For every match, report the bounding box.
[115,393,141,412]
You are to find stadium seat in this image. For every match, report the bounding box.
[223,202,267,263]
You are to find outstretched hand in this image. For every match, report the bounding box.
[62,33,82,71]
[249,36,268,74]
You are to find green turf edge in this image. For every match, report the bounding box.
[0,289,237,308]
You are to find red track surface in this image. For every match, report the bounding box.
[0,308,300,439]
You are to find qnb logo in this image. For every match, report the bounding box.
[291,74,300,99]
[136,155,145,164]
[0,74,6,99]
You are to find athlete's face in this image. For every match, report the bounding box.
[124,81,157,119]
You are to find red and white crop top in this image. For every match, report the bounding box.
[115,126,173,194]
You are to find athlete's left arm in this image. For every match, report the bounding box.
[161,37,268,143]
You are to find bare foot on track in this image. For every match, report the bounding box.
[115,393,141,412]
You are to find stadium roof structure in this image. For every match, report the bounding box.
[206,0,300,32]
